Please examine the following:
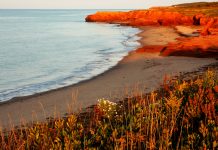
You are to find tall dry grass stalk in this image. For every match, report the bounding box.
[0,70,217,149]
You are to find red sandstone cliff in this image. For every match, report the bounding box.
[86,4,218,58]
[86,10,218,28]
[86,10,193,26]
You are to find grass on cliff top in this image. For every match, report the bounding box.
[173,2,218,8]
[0,70,218,149]
[152,2,218,17]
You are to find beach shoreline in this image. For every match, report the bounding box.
[0,25,217,130]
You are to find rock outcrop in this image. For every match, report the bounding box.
[161,30,218,58]
[86,10,218,27]
[86,10,194,26]
[86,4,218,58]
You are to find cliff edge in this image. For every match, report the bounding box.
[86,2,218,58]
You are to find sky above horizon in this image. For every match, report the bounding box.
[0,0,216,9]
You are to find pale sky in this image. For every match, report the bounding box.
[0,0,216,9]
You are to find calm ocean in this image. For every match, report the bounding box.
[0,9,140,102]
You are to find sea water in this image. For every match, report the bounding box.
[0,9,140,102]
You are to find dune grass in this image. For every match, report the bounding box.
[0,70,217,149]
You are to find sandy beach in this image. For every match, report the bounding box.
[0,26,217,130]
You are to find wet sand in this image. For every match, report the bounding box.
[0,26,217,130]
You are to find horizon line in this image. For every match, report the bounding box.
[0,8,146,10]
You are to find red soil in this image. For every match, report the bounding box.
[86,10,218,58]
[136,46,166,53]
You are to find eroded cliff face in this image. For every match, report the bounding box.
[86,10,218,27]
[161,29,218,57]
[86,4,218,58]
[86,10,193,26]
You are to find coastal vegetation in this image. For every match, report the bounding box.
[0,70,217,149]
[158,2,218,17]
[0,1,218,150]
